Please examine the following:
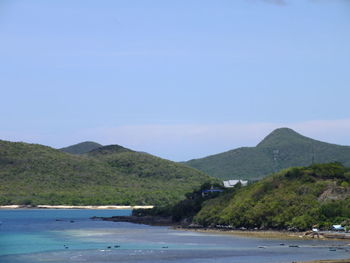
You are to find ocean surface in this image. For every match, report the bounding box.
[0,209,349,263]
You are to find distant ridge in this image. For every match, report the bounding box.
[88,144,132,155]
[0,139,211,206]
[184,128,350,180]
[60,141,103,154]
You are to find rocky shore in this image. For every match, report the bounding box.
[91,215,174,226]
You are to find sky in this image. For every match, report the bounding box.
[0,0,350,161]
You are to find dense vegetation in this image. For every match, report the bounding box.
[60,141,103,154]
[134,182,225,222]
[193,163,350,231]
[185,128,350,180]
[0,140,212,206]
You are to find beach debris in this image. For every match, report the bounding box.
[107,246,111,249]
[304,230,321,239]
[332,225,345,231]
[289,245,299,248]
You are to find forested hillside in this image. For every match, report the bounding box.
[194,163,350,230]
[60,141,103,154]
[185,128,350,180]
[0,140,212,206]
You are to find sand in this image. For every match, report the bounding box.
[0,205,154,209]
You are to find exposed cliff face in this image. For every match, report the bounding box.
[318,183,350,202]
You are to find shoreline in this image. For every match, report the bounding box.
[176,227,310,240]
[297,260,350,263]
[94,216,350,262]
[92,215,174,226]
[0,205,154,210]
[175,227,350,241]
[95,215,350,241]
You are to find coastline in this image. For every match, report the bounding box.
[297,260,350,263]
[93,216,350,262]
[176,227,309,240]
[176,227,350,241]
[0,205,154,210]
[94,215,350,241]
[92,215,174,226]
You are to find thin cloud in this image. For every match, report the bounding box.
[263,0,287,6]
[249,0,287,6]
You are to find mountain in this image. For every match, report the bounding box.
[184,128,350,180]
[0,140,212,206]
[60,141,103,154]
[88,144,132,155]
[193,163,350,231]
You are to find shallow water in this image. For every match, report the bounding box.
[0,209,349,263]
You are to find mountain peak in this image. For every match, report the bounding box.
[257,128,307,148]
[185,127,350,180]
[87,144,132,156]
[269,127,298,135]
[60,141,102,154]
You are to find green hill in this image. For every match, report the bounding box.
[60,141,103,154]
[88,144,132,156]
[194,163,350,231]
[0,140,212,206]
[185,128,350,180]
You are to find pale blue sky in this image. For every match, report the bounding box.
[1,0,350,160]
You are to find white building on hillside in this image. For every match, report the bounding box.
[223,179,248,188]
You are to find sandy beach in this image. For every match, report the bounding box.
[0,205,154,209]
[298,260,350,263]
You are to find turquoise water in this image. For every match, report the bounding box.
[1,209,349,263]
[0,209,131,256]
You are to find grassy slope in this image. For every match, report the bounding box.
[194,163,350,230]
[185,128,350,180]
[60,141,103,154]
[0,140,212,206]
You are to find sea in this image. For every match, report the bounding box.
[0,209,349,263]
